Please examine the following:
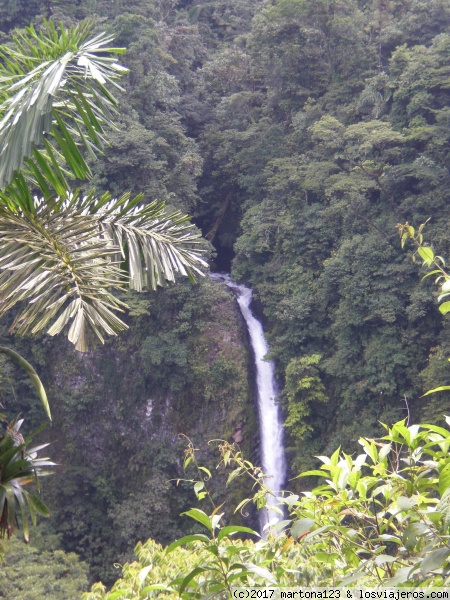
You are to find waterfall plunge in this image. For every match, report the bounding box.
[211,274,287,534]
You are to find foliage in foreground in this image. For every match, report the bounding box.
[0,416,53,544]
[84,419,450,597]
[0,19,207,353]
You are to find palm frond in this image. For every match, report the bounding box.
[0,193,208,351]
[0,202,128,352]
[0,20,127,200]
[95,195,209,292]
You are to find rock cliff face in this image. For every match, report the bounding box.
[11,278,256,582]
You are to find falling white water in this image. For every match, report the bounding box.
[211,273,287,534]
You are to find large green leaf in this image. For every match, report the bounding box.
[291,517,315,538]
[423,385,450,396]
[217,525,258,541]
[181,508,213,532]
[439,463,450,496]
[420,548,450,575]
[166,534,211,553]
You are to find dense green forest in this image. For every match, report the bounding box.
[0,0,449,596]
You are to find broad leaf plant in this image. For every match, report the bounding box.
[83,422,450,598]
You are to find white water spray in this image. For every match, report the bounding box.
[211,274,287,533]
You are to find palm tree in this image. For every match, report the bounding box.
[0,347,53,545]
[0,416,54,543]
[0,20,208,353]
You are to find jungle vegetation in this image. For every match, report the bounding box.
[0,0,449,593]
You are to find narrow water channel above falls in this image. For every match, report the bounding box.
[211,273,287,534]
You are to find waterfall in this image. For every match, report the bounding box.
[211,274,287,534]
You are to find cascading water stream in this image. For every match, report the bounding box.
[211,274,287,534]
